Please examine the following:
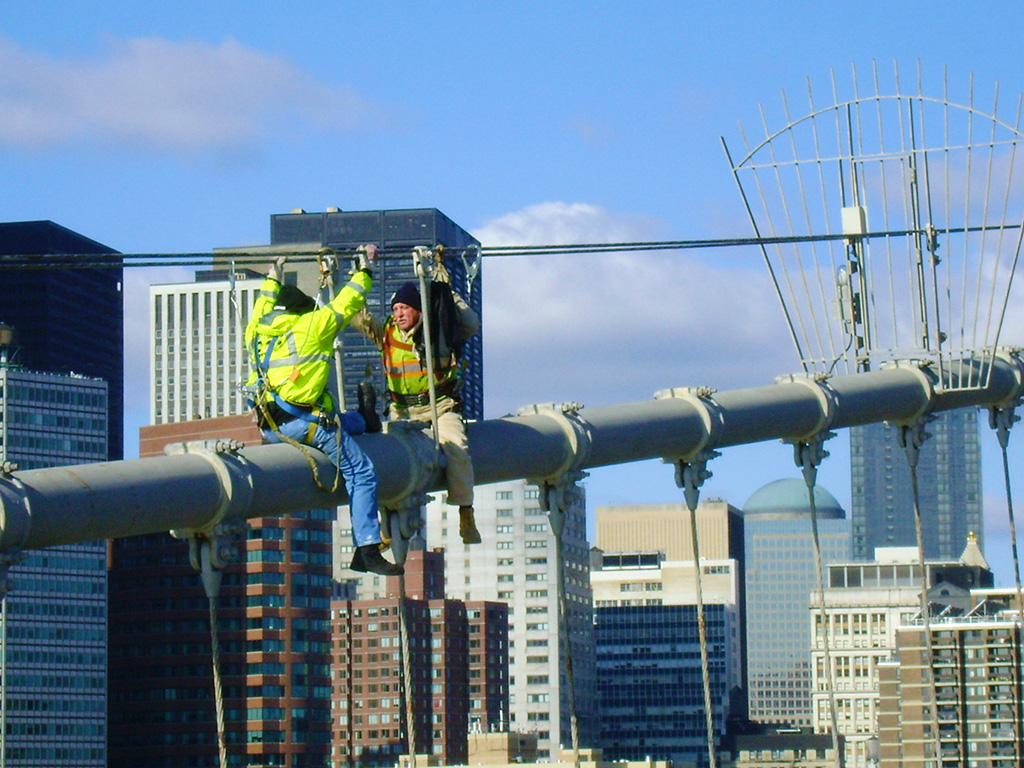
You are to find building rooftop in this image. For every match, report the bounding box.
[742,477,845,519]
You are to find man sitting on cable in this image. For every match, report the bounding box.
[245,250,403,576]
[351,268,481,545]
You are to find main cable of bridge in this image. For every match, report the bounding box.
[0,226,959,269]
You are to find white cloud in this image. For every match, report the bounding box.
[473,202,797,417]
[0,36,381,153]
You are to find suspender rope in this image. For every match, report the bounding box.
[674,452,720,768]
[412,247,441,449]
[897,419,944,766]
[542,479,582,768]
[792,434,842,768]
[192,536,231,768]
[989,404,1024,617]
[398,575,417,766]
[988,403,1024,765]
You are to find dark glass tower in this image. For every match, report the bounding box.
[0,221,124,460]
[849,407,982,561]
[265,209,484,421]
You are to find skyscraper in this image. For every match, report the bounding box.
[591,551,742,766]
[422,479,596,760]
[742,478,851,726]
[850,407,982,561]
[0,220,123,460]
[149,268,264,424]
[111,414,338,767]
[0,335,108,765]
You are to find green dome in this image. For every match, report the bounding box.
[742,478,845,519]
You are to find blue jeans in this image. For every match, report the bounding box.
[264,417,381,547]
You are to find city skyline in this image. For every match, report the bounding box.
[6,3,1024,582]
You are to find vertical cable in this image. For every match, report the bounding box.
[899,422,944,766]
[545,485,580,768]
[398,575,417,765]
[989,405,1024,764]
[803,470,843,766]
[675,456,720,768]
[208,596,229,768]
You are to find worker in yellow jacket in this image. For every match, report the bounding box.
[245,252,402,576]
[351,280,482,544]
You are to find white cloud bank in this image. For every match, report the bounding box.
[473,202,798,417]
[0,36,380,153]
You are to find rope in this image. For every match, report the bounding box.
[551,521,580,768]
[397,575,417,766]
[412,247,441,448]
[208,594,228,768]
[317,248,348,412]
[254,402,343,494]
[803,475,843,767]
[900,423,944,767]
[991,407,1024,618]
[685,497,719,768]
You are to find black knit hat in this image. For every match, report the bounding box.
[390,282,421,311]
[276,284,316,314]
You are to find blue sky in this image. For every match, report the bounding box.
[4,2,1024,582]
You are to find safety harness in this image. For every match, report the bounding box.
[248,322,343,493]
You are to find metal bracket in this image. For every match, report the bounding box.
[774,372,839,440]
[788,430,836,490]
[654,386,724,460]
[384,492,432,566]
[988,398,1021,450]
[0,549,26,600]
[518,402,592,537]
[535,470,588,538]
[672,449,721,513]
[164,440,253,597]
[517,402,593,484]
[896,415,935,470]
[378,420,443,564]
[0,461,18,476]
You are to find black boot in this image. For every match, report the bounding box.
[351,544,403,576]
[358,381,382,433]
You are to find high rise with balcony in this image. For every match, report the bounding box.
[877,586,1022,766]
[809,538,994,767]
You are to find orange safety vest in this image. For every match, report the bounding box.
[382,318,458,399]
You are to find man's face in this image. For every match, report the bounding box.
[392,302,422,331]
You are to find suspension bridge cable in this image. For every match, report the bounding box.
[5,225,1015,270]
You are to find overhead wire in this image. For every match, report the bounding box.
[0,226,997,270]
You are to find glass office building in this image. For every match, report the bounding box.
[0,362,108,765]
[850,407,982,561]
[595,603,729,767]
[743,478,851,726]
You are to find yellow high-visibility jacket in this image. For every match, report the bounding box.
[245,271,371,410]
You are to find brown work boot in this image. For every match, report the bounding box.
[459,505,481,545]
